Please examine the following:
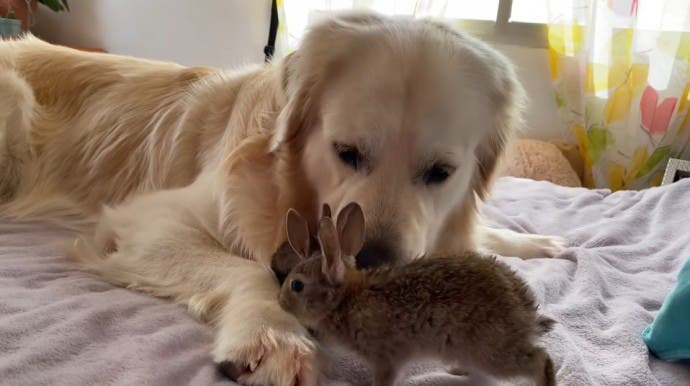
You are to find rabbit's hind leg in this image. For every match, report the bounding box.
[471,345,555,386]
[537,349,556,386]
[370,360,397,386]
[513,346,555,386]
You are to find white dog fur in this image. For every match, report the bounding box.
[0,13,564,385]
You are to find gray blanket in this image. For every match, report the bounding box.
[2,177,690,386]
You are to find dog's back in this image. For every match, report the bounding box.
[0,36,207,205]
[0,36,281,222]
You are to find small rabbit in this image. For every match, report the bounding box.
[271,204,331,285]
[275,203,556,386]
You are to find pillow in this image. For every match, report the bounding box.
[499,139,582,187]
[549,140,585,182]
[642,257,690,361]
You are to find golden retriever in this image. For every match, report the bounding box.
[0,12,564,386]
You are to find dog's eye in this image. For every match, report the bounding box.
[290,279,304,293]
[423,164,453,185]
[334,144,363,170]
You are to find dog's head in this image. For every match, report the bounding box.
[272,12,524,267]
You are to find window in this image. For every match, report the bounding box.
[281,0,690,54]
[444,1,500,21]
[442,0,549,48]
[279,1,550,50]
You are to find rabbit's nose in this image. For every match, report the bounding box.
[356,242,396,268]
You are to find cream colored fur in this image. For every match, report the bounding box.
[0,13,564,386]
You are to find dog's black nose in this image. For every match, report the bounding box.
[356,242,396,268]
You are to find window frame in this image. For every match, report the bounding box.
[448,0,548,48]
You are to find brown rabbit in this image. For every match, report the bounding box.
[275,203,556,386]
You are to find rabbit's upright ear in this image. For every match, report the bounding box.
[286,209,310,259]
[337,202,365,264]
[322,203,332,218]
[318,217,345,283]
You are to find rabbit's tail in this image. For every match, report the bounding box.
[536,315,556,335]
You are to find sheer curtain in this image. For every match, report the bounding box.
[548,0,690,189]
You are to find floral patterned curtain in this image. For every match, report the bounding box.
[548,0,690,189]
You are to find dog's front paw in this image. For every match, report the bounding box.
[535,234,566,258]
[518,234,567,259]
[213,319,317,386]
[479,226,567,259]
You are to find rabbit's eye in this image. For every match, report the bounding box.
[290,279,304,293]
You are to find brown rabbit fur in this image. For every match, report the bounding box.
[275,203,556,386]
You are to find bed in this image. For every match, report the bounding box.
[2,177,690,386]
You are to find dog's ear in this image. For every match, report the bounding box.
[279,51,297,97]
[318,216,345,284]
[270,12,388,153]
[271,50,311,152]
[471,72,523,200]
[286,208,310,259]
[478,42,524,200]
[472,130,508,200]
[336,202,365,264]
[466,42,524,200]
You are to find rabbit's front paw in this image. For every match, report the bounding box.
[214,320,317,386]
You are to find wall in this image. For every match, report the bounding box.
[496,44,568,140]
[32,0,271,67]
[32,1,566,139]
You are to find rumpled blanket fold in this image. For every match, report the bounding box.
[2,177,690,385]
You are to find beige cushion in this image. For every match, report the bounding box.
[499,139,582,187]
